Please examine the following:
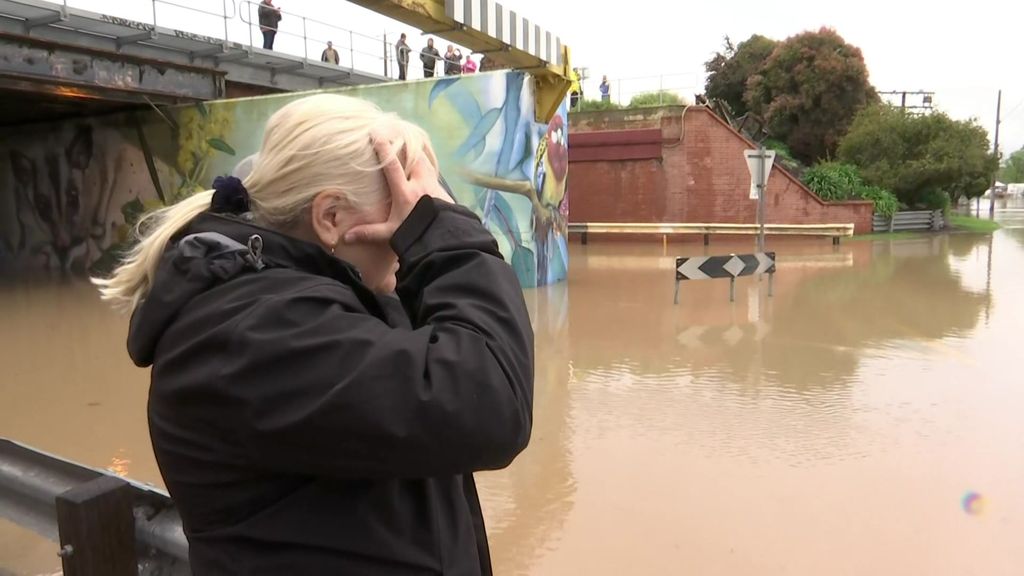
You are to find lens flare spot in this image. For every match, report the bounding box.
[962,491,985,515]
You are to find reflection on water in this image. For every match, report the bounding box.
[3,227,1024,575]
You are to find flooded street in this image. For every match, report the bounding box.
[3,210,1024,575]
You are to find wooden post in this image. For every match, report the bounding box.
[56,476,138,576]
[768,271,774,297]
[581,230,588,245]
[673,278,680,305]
[729,277,735,302]
[703,233,709,246]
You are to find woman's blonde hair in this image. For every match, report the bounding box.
[93,93,433,310]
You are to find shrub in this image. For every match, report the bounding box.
[628,90,684,108]
[802,162,900,216]
[802,162,862,201]
[576,98,621,112]
[918,189,951,211]
[856,185,900,217]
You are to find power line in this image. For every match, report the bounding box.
[1002,96,1024,122]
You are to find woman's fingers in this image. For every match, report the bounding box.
[374,138,409,191]
[344,221,395,245]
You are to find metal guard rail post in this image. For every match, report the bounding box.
[0,438,189,575]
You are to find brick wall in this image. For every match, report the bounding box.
[568,106,873,234]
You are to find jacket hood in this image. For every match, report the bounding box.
[126,213,372,368]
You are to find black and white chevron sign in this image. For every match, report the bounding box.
[675,252,776,281]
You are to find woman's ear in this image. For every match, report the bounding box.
[310,190,345,250]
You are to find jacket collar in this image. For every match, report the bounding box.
[181,212,364,285]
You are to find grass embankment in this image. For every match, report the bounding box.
[948,214,1001,233]
[853,213,1001,240]
[849,231,924,242]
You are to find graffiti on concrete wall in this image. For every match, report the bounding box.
[0,70,568,287]
[0,117,165,272]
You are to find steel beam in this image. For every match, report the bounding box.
[116,31,156,49]
[0,32,224,101]
[23,11,62,31]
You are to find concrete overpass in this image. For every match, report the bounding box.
[0,0,389,126]
[0,0,571,128]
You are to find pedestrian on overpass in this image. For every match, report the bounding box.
[93,93,534,576]
[421,38,440,78]
[444,45,463,75]
[321,40,340,65]
[258,0,282,50]
[395,33,411,80]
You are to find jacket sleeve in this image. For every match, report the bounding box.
[224,197,535,479]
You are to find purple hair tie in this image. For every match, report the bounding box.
[210,175,251,215]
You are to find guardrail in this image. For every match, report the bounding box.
[568,222,855,246]
[0,438,188,575]
[872,210,944,233]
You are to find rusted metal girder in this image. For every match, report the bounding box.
[0,31,225,104]
[347,0,570,122]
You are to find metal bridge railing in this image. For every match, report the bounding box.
[153,0,236,50]
[238,0,389,73]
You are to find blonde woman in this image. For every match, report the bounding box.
[94,93,534,575]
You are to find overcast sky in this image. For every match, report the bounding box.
[71,0,1023,154]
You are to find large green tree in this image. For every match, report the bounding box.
[837,105,997,208]
[998,147,1024,183]
[745,28,878,164]
[703,34,778,117]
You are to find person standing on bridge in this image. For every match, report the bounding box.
[600,75,611,102]
[258,0,282,50]
[92,93,534,576]
[321,40,340,65]
[395,33,411,80]
[421,38,440,78]
[444,45,463,76]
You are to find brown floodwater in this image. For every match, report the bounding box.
[3,208,1024,575]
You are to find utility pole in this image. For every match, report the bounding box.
[989,89,1002,219]
[879,90,935,115]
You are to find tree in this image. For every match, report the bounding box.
[745,28,878,164]
[837,105,998,208]
[998,147,1024,183]
[628,90,684,108]
[703,34,778,117]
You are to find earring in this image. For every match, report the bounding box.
[331,243,337,255]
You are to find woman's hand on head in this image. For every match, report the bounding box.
[343,138,452,245]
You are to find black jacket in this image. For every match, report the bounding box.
[258,3,281,29]
[127,197,534,575]
[421,47,440,70]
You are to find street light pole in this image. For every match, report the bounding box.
[989,89,1002,220]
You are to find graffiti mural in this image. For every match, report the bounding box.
[0,70,568,287]
[0,116,169,273]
